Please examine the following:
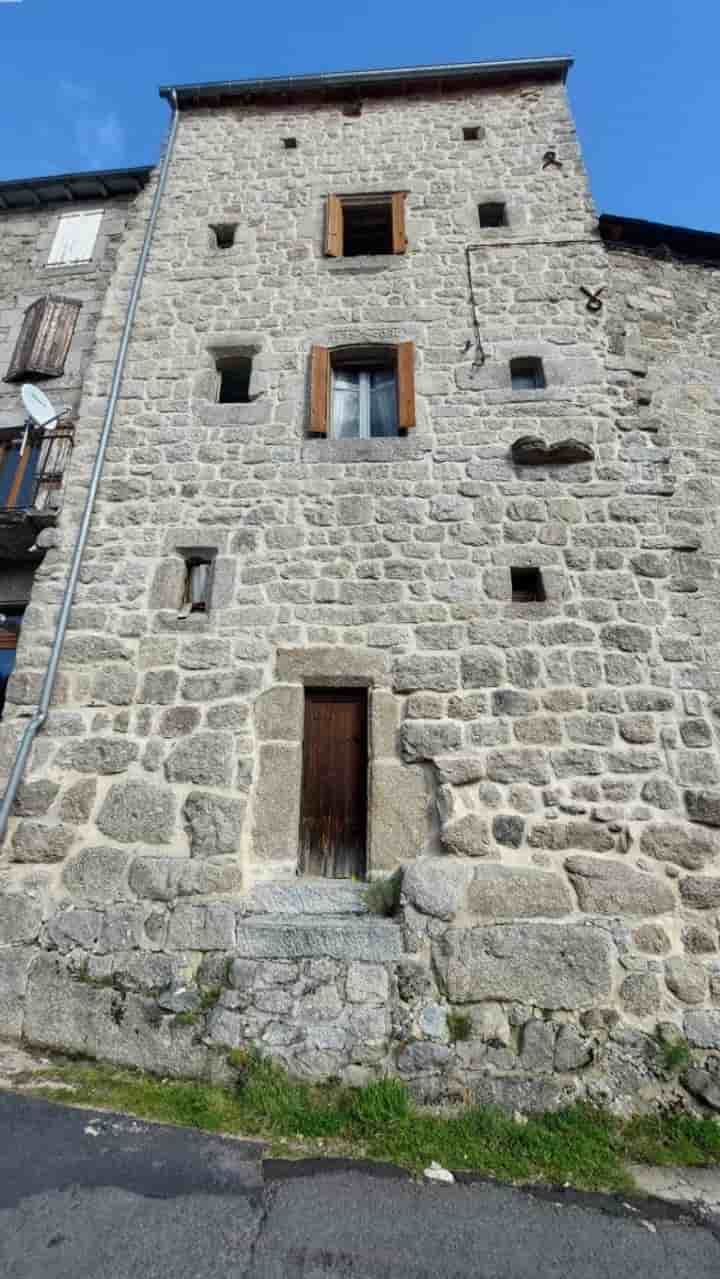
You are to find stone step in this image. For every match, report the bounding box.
[242,880,369,918]
[234,916,403,962]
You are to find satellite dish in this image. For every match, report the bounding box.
[21,384,58,429]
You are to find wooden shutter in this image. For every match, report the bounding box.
[325,194,343,257]
[310,345,330,435]
[396,341,416,429]
[391,192,407,254]
[48,210,103,265]
[5,296,81,382]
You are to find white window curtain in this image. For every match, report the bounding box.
[332,368,397,438]
[48,210,103,266]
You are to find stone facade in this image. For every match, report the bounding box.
[0,169,151,607]
[1,62,720,1111]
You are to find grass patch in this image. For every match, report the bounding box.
[31,1054,720,1193]
[363,870,402,917]
[657,1038,691,1075]
[446,1011,473,1043]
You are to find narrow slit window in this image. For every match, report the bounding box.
[511,567,546,603]
[510,357,545,391]
[463,126,483,141]
[478,201,507,228]
[183,559,212,613]
[212,224,237,249]
[216,354,252,403]
[283,137,298,149]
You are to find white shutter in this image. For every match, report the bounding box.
[48,210,103,265]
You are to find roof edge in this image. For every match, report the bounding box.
[160,57,573,105]
[600,213,720,262]
[0,165,153,212]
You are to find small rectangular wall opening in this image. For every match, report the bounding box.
[511,566,546,603]
[211,223,237,249]
[217,354,252,403]
[283,137,297,149]
[300,687,367,879]
[463,126,483,141]
[478,201,507,228]
[510,356,545,390]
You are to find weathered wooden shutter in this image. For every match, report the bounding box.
[391,193,407,254]
[396,341,416,429]
[5,296,81,382]
[310,345,330,435]
[48,210,103,266]
[325,195,343,257]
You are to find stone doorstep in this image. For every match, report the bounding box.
[234,917,403,962]
[243,880,369,917]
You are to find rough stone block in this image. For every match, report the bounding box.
[640,823,719,870]
[565,855,675,916]
[11,821,75,864]
[183,791,245,857]
[96,780,176,845]
[234,919,403,962]
[246,881,367,916]
[55,738,139,775]
[62,846,132,904]
[165,733,234,787]
[441,814,491,858]
[620,972,661,1016]
[254,685,304,741]
[392,654,459,693]
[664,957,706,1004]
[521,1019,556,1071]
[685,790,720,828]
[461,649,505,687]
[678,876,720,909]
[467,864,573,921]
[0,947,35,1037]
[402,856,475,921]
[59,778,98,824]
[684,1011,720,1049]
[435,923,612,1007]
[0,893,42,945]
[11,780,60,817]
[486,750,551,786]
[369,761,431,870]
[276,646,388,685]
[251,742,302,865]
[400,720,462,762]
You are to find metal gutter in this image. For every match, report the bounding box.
[0,95,180,843]
[160,56,573,105]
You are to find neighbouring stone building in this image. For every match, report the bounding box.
[1,58,720,1112]
[0,165,152,704]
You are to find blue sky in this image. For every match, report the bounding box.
[1,0,718,231]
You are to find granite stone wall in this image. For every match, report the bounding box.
[1,74,720,1111]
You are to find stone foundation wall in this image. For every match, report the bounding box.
[1,74,720,1110]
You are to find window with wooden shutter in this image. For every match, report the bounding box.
[310,345,330,435]
[325,193,407,257]
[396,340,416,429]
[48,210,103,266]
[325,195,343,258]
[391,193,407,254]
[5,296,81,382]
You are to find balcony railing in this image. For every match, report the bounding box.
[0,423,74,550]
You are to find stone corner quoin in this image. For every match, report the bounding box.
[1,60,720,1114]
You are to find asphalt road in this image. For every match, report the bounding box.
[1,1092,719,1278]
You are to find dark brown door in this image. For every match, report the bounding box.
[300,688,367,879]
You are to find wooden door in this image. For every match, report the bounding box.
[300,688,367,879]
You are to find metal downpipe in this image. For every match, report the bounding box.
[0,91,180,843]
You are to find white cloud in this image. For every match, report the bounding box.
[57,81,126,165]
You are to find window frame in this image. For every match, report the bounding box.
[309,341,416,437]
[330,352,398,440]
[325,192,407,258]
